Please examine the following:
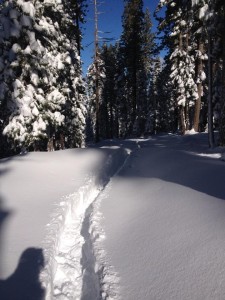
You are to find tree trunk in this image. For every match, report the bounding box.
[94,0,100,143]
[219,4,225,145]
[193,40,204,132]
[178,32,186,134]
[180,106,186,135]
[207,35,215,148]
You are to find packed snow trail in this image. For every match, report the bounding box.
[49,145,130,299]
[93,134,225,300]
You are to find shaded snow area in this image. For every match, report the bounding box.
[96,134,225,300]
[1,134,225,300]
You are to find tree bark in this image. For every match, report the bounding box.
[207,35,215,148]
[193,40,204,132]
[219,3,225,145]
[94,0,100,143]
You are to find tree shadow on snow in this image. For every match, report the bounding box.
[0,247,45,300]
[0,165,12,279]
[0,155,45,299]
[118,133,225,201]
[0,197,10,278]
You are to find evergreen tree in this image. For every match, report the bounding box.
[138,8,155,135]
[118,0,155,136]
[146,57,161,134]
[100,44,118,139]
[155,0,208,134]
[119,0,145,136]
[211,0,225,145]
[157,56,178,133]
[114,41,129,137]
[191,0,208,132]
[0,0,86,155]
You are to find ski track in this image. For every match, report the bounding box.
[40,145,133,300]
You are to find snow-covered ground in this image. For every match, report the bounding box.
[94,134,225,300]
[1,133,225,300]
[0,144,131,299]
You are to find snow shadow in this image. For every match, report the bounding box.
[80,202,100,300]
[0,163,12,279]
[0,197,10,278]
[0,247,45,300]
[0,154,44,300]
[118,134,225,201]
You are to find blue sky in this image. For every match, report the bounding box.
[81,0,161,74]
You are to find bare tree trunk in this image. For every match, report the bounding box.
[219,4,225,145]
[185,102,190,131]
[94,0,100,143]
[47,137,54,152]
[208,35,215,148]
[180,106,186,135]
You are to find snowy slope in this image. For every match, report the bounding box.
[93,134,225,300]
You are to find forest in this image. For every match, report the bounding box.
[0,0,224,158]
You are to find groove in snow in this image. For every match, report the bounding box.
[40,146,130,299]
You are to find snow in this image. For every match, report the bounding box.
[199,4,208,20]
[1,134,225,299]
[18,0,35,18]
[0,144,129,299]
[93,134,225,300]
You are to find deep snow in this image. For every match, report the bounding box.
[0,133,225,300]
[94,134,225,300]
[0,144,130,299]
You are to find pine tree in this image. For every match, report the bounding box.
[191,0,208,132]
[120,0,145,135]
[100,44,118,138]
[138,8,155,135]
[157,56,178,133]
[0,0,86,155]
[114,41,129,137]
[146,57,161,134]
[156,0,202,134]
[213,0,225,145]
[118,0,155,136]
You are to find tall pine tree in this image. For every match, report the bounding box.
[118,0,155,136]
[0,0,86,155]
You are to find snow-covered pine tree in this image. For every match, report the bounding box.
[210,0,225,145]
[52,0,87,149]
[194,0,223,144]
[0,0,11,157]
[156,0,198,134]
[191,0,208,132]
[0,0,86,154]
